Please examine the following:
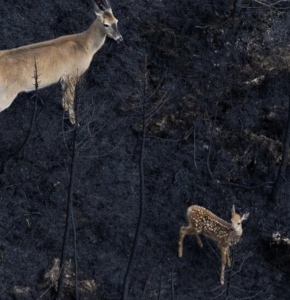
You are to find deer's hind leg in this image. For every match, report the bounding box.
[0,87,18,112]
[178,225,202,258]
[193,230,203,248]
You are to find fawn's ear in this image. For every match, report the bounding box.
[231,204,236,215]
[242,212,249,221]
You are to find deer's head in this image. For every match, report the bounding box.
[93,0,123,43]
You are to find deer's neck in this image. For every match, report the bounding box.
[230,228,243,245]
[84,19,107,54]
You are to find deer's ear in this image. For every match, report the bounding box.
[231,205,236,215]
[242,212,249,221]
[92,1,102,16]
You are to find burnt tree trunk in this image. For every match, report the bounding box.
[271,95,290,202]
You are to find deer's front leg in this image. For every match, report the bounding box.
[61,77,77,124]
[194,231,203,248]
[226,248,231,267]
[220,246,227,285]
[60,78,69,111]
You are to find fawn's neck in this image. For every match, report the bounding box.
[230,228,243,245]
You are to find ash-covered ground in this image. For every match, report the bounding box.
[0,0,290,299]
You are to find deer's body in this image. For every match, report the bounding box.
[0,0,123,124]
[178,205,249,285]
[0,23,103,96]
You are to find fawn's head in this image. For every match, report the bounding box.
[93,0,123,43]
[230,205,249,233]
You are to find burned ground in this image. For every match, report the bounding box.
[0,0,290,299]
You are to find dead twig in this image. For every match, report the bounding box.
[3,226,16,239]
[207,111,217,182]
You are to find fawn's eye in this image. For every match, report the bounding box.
[104,24,109,28]
[237,222,241,225]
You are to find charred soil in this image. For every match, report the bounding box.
[0,0,290,299]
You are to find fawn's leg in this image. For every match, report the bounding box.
[220,246,228,285]
[226,248,231,267]
[178,225,202,258]
[178,226,188,258]
[194,231,203,248]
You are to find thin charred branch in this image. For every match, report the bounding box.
[252,0,290,7]
[271,94,290,202]
[55,122,77,300]
[207,112,217,182]
[78,125,129,158]
[220,180,273,190]
[56,82,80,300]
[122,56,173,299]
[145,88,172,121]
[122,57,150,300]
[122,87,147,300]
[171,265,176,300]
[192,121,198,172]
[71,205,79,300]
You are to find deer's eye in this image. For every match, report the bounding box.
[237,223,241,225]
[104,24,110,28]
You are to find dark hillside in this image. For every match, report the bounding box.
[0,0,290,299]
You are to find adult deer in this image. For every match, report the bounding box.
[178,205,249,285]
[0,0,123,124]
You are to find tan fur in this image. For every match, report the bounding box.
[0,1,123,124]
[178,205,249,285]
